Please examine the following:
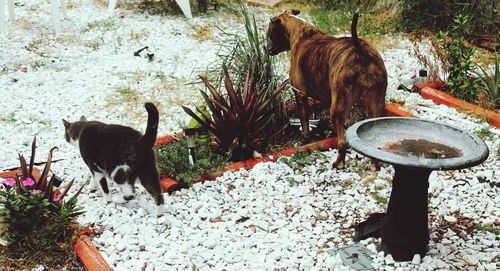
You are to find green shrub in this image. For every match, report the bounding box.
[399,0,499,35]
[438,15,480,103]
[155,138,228,186]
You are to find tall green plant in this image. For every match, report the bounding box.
[208,3,288,125]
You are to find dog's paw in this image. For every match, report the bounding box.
[332,160,345,169]
[370,160,381,171]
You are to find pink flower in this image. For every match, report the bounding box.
[22,178,35,186]
[446,37,453,43]
[468,73,478,78]
[32,189,42,194]
[53,194,61,202]
[1,178,16,186]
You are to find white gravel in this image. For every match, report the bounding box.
[0,1,498,270]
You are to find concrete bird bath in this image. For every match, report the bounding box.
[345,117,489,261]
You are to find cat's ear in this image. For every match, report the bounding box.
[80,116,87,121]
[62,119,70,128]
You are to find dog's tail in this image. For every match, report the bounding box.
[351,4,362,51]
[137,102,159,150]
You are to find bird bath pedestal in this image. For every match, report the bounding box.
[346,117,489,261]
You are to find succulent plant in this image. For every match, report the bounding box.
[14,136,85,207]
[183,66,288,161]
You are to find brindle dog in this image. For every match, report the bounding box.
[267,9,387,168]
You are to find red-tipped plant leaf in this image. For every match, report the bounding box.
[29,136,36,178]
[199,75,229,108]
[223,66,242,109]
[37,147,57,189]
[18,154,29,181]
[58,178,75,202]
[45,175,55,202]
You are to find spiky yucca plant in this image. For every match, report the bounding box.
[183,66,288,161]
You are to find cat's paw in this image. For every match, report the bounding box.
[156,204,165,217]
[112,194,127,204]
[102,194,112,203]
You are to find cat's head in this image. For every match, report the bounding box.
[62,116,87,147]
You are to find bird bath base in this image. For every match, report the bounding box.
[381,166,431,260]
[346,117,489,262]
[354,166,431,261]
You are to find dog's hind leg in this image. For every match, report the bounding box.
[329,89,352,169]
[295,91,311,141]
[366,97,386,171]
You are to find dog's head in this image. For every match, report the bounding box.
[267,10,301,55]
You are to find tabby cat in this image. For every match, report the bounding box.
[63,103,164,216]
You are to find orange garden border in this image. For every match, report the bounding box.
[75,232,113,271]
[415,83,500,128]
[156,103,415,193]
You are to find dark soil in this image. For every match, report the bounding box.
[0,242,84,271]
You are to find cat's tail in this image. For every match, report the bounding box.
[137,102,159,150]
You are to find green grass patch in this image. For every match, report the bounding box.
[84,38,103,51]
[155,138,229,187]
[475,224,500,235]
[309,8,352,35]
[474,127,495,141]
[279,146,326,169]
[371,186,388,205]
[30,61,45,71]
[308,2,396,36]
[114,86,139,103]
[83,18,117,32]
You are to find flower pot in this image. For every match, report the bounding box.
[0,167,41,180]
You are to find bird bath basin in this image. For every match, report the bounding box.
[346,117,489,261]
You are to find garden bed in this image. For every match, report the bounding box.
[415,83,500,128]
[156,103,415,193]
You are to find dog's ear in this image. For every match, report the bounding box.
[291,9,300,15]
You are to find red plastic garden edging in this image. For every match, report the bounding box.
[156,103,415,193]
[415,83,500,128]
[74,232,113,271]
